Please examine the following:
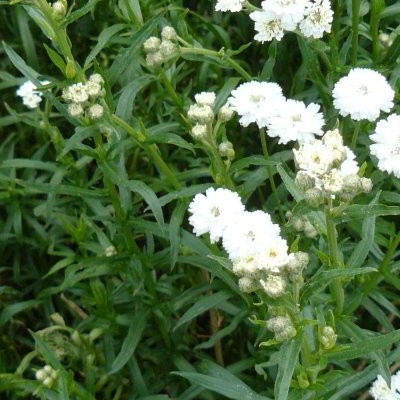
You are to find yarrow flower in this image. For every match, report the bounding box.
[370,371,400,400]
[188,187,245,243]
[262,0,309,31]
[16,80,50,109]
[250,10,285,42]
[332,68,394,121]
[299,0,334,38]
[266,99,325,144]
[215,0,245,12]
[228,81,285,127]
[370,114,400,178]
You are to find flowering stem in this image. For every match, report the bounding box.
[259,130,284,222]
[111,114,182,190]
[325,201,344,314]
[180,47,252,81]
[351,0,361,65]
[351,120,362,148]
[370,0,383,62]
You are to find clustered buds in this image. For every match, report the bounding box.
[62,73,105,120]
[319,326,337,349]
[143,26,179,68]
[293,129,373,205]
[35,365,58,387]
[104,245,117,257]
[51,0,67,19]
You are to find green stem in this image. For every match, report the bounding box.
[370,0,383,62]
[351,0,361,65]
[180,47,252,81]
[209,146,234,189]
[260,130,284,222]
[325,201,344,314]
[351,120,362,148]
[111,114,181,190]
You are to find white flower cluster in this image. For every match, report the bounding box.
[16,80,50,109]
[228,80,324,144]
[35,365,58,387]
[294,129,372,203]
[215,0,245,12]
[188,91,234,141]
[188,188,308,298]
[370,371,400,400]
[62,73,105,120]
[143,26,179,68]
[333,68,394,122]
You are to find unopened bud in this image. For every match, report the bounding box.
[260,275,286,298]
[218,103,235,122]
[105,245,117,257]
[238,276,260,293]
[88,104,104,120]
[195,92,216,107]
[52,1,67,19]
[65,58,76,79]
[218,141,235,160]
[68,103,84,118]
[191,123,208,140]
[295,171,315,192]
[286,251,309,276]
[360,177,372,193]
[161,26,177,41]
[187,104,214,124]
[320,326,337,349]
[159,40,179,59]
[304,187,324,206]
[143,36,161,53]
[146,51,163,68]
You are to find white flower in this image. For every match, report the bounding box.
[16,80,49,109]
[195,92,216,107]
[370,114,400,178]
[266,99,324,144]
[188,188,245,243]
[294,141,335,177]
[340,147,359,176]
[222,210,281,260]
[333,68,394,121]
[215,0,244,12]
[370,372,400,400]
[228,81,285,127]
[299,0,333,39]
[68,103,84,118]
[255,236,290,273]
[187,104,214,124]
[88,104,104,119]
[161,26,177,41]
[260,275,286,298]
[261,0,309,31]
[62,82,89,104]
[250,10,285,42]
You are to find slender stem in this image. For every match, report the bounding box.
[111,114,181,190]
[370,0,382,62]
[351,120,362,148]
[260,130,284,222]
[209,146,234,189]
[180,47,252,81]
[351,0,361,65]
[325,201,344,314]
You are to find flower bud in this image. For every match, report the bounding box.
[260,275,286,298]
[187,104,214,124]
[159,40,179,59]
[143,36,161,53]
[190,124,208,140]
[320,326,337,350]
[68,103,84,118]
[88,104,104,120]
[105,245,117,257]
[218,141,235,160]
[218,103,235,122]
[238,276,260,293]
[161,26,177,41]
[286,251,309,276]
[146,51,164,68]
[304,187,324,206]
[52,1,67,19]
[295,171,315,192]
[195,92,216,107]
[360,177,373,193]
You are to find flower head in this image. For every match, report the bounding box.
[266,99,324,144]
[215,0,245,12]
[250,9,285,42]
[370,114,400,178]
[188,188,245,243]
[333,68,394,121]
[299,0,333,38]
[370,372,400,400]
[16,80,49,109]
[228,81,285,127]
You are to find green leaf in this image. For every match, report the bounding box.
[169,199,189,270]
[43,44,66,75]
[0,300,41,327]
[274,337,302,400]
[61,0,101,27]
[346,191,380,269]
[327,328,400,361]
[300,267,377,304]
[333,204,400,223]
[0,158,59,171]
[109,311,149,374]
[173,361,270,400]
[85,24,128,67]
[145,132,194,153]
[174,291,232,331]
[277,164,304,202]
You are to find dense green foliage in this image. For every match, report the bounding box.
[1,1,400,399]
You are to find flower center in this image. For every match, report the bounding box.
[210,206,221,217]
